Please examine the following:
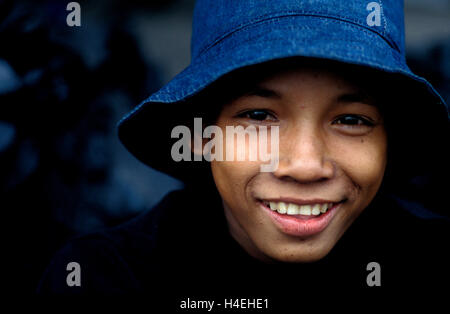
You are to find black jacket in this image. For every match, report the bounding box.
[37,183,449,308]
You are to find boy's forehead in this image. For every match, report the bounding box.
[219,73,380,116]
[204,58,383,110]
[236,59,377,93]
[257,66,356,89]
[241,64,371,100]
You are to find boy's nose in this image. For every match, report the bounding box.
[273,127,334,183]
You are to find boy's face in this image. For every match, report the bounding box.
[209,65,387,263]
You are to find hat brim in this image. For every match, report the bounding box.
[118,14,448,180]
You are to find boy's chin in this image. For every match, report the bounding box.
[260,240,336,263]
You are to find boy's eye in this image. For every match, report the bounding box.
[237,109,276,121]
[332,114,374,127]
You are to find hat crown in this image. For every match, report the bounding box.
[192,0,405,60]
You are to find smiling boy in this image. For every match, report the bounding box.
[39,0,449,304]
[211,62,388,263]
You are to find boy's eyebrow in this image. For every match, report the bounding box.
[336,91,376,106]
[240,85,377,106]
[243,85,282,99]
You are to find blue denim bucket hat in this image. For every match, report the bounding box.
[118,0,448,180]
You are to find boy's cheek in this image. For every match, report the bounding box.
[211,159,260,200]
[331,136,387,188]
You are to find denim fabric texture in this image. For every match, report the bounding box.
[118,0,448,177]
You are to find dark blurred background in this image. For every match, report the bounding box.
[0,0,449,294]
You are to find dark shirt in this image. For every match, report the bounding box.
[37,183,449,308]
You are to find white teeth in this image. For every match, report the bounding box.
[277,202,287,214]
[287,203,299,215]
[299,205,311,215]
[264,201,335,216]
[311,204,321,216]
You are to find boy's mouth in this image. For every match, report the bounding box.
[258,198,345,237]
[261,200,334,219]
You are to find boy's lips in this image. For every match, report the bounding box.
[258,198,344,237]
